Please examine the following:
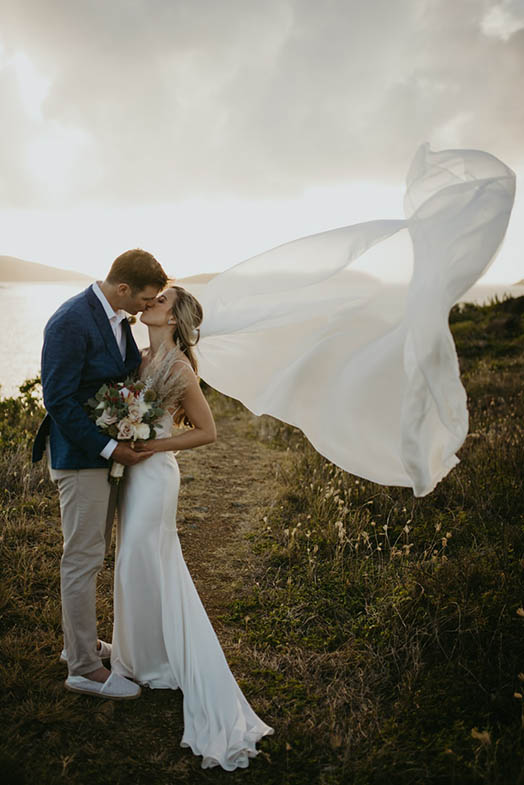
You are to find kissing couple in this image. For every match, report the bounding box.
[32,144,516,772]
[32,249,273,771]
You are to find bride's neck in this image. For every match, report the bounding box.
[147,326,177,355]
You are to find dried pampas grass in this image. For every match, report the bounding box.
[139,343,191,412]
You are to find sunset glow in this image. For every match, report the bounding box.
[0,2,522,283]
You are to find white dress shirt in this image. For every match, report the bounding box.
[92,281,127,460]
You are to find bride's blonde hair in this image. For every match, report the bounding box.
[169,285,203,426]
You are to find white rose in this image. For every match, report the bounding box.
[119,387,133,402]
[133,422,151,441]
[95,408,118,428]
[128,399,149,423]
[117,418,134,440]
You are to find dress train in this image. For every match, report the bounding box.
[190,145,516,496]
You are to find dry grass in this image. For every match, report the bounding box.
[1,297,524,784]
[227,296,524,784]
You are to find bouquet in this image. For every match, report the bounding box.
[86,378,166,484]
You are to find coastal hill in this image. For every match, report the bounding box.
[178,271,216,297]
[0,255,216,286]
[178,272,216,285]
[0,255,93,282]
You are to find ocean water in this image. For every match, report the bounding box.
[0,280,523,399]
[0,282,146,398]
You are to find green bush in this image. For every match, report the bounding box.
[0,376,44,449]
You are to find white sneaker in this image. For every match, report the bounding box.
[60,640,112,664]
[65,671,141,700]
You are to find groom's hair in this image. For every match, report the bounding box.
[107,249,168,293]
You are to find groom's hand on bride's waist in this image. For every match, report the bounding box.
[112,442,154,465]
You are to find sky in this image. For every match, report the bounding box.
[0,0,523,282]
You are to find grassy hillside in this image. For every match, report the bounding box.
[232,294,524,784]
[0,296,523,784]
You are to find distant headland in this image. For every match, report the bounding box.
[0,256,94,282]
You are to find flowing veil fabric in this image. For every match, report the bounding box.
[191,145,515,496]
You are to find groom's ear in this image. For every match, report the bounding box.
[117,283,131,296]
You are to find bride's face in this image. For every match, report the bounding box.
[140,288,177,327]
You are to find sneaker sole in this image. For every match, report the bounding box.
[60,653,111,664]
[64,681,141,700]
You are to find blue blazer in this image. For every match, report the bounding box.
[32,285,142,469]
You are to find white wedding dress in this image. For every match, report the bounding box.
[111,410,273,770]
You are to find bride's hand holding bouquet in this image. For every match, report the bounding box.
[86,378,163,482]
[132,438,164,453]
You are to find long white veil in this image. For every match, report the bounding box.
[191,145,515,496]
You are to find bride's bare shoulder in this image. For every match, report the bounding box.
[170,355,197,379]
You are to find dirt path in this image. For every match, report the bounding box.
[174,408,289,638]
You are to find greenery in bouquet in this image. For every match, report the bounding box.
[85,378,166,442]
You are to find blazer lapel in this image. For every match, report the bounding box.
[86,286,126,370]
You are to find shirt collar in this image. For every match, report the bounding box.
[92,281,126,324]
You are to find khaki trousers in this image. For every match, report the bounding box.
[47,444,117,676]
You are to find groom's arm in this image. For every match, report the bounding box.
[41,311,112,459]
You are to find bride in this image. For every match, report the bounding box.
[111,284,274,770]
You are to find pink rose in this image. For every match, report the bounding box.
[117,418,134,440]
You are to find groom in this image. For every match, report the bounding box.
[32,249,168,699]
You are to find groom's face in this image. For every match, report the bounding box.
[118,284,161,315]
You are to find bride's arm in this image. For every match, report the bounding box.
[136,366,217,453]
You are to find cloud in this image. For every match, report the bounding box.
[0,0,523,208]
[482,0,524,40]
